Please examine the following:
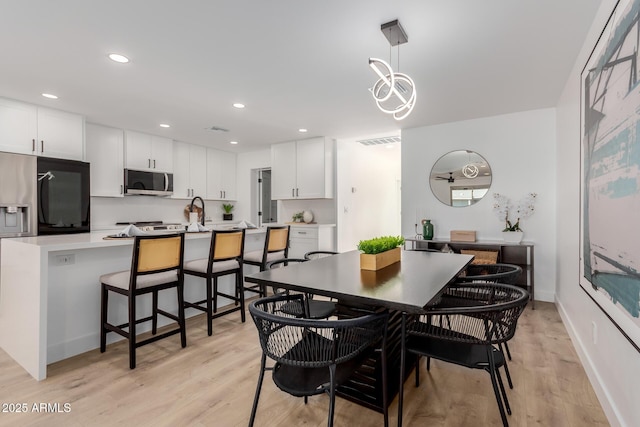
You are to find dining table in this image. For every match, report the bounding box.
[245,249,474,414]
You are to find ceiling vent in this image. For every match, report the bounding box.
[357,135,401,146]
[205,125,230,132]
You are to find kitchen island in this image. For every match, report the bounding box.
[0,228,266,380]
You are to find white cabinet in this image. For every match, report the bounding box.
[0,98,37,155]
[288,226,336,258]
[124,130,173,172]
[172,142,207,199]
[36,107,85,160]
[271,137,334,200]
[0,98,84,160]
[206,148,237,200]
[86,123,124,197]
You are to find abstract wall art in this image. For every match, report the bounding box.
[581,0,640,352]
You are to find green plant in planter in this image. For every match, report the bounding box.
[292,212,304,222]
[357,236,405,254]
[222,203,234,214]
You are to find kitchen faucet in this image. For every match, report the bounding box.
[189,196,205,226]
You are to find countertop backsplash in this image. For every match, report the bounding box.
[279,199,336,224]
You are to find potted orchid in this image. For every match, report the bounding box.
[493,193,537,242]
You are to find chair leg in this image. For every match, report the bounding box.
[398,313,406,427]
[238,272,246,323]
[415,355,420,387]
[504,341,512,360]
[496,367,511,415]
[129,294,136,370]
[100,285,108,353]
[206,277,213,336]
[248,354,267,427]
[500,344,514,389]
[177,282,187,348]
[381,327,389,427]
[327,364,336,427]
[213,277,218,314]
[487,350,509,427]
[152,290,158,335]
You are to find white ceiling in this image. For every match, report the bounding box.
[0,0,601,152]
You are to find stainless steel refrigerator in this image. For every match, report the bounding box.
[0,152,37,284]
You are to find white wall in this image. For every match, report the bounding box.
[336,136,402,252]
[401,108,557,302]
[556,1,640,426]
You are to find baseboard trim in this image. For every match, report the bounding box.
[555,297,624,427]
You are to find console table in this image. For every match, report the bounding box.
[405,237,535,307]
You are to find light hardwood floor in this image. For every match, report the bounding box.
[0,301,608,426]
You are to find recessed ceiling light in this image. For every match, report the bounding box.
[298,128,308,133]
[41,93,58,99]
[229,141,239,145]
[159,123,170,128]
[232,103,245,109]
[108,53,129,63]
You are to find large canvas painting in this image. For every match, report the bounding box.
[581,0,640,352]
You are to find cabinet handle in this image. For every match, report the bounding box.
[32,139,35,152]
[296,188,299,197]
[120,184,123,195]
[40,140,44,153]
[148,159,151,168]
[153,159,156,169]
[223,190,226,198]
[299,231,307,235]
[292,188,295,197]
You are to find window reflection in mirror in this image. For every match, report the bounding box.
[429,150,492,207]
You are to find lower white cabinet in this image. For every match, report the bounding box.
[288,225,335,259]
[86,123,124,197]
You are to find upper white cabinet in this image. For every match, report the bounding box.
[271,137,334,199]
[86,123,124,197]
[206,148,237,200]
[124,130,173,172]
[0,98,84,160]
[172,141,207,199]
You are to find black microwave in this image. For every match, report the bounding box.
[37,157,90,235]
[124,169,173,196]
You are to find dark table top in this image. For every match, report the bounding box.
[245,250,474,313]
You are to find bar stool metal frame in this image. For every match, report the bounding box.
[248,294,390,427]
[100,233,187,369]
[183,228,246,336]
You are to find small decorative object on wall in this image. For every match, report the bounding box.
[492,192,537,243]
[222,203,234,221]
[358,235,405,271]
[580,0,640,352]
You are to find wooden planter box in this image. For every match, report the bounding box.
[360,247,401,271]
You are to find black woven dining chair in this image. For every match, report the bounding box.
[303,250,339,260]
[398,283,529,427]
[248,294,390,427]
[451,263,523,387]
[267,258,337,319]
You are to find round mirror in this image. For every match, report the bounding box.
[429,150,492,207]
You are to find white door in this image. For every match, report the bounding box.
[296,137,325,198]
[271,141,297,199]
[125,130,153,170]
[151,136,173,172]
[0,98,37,155]
[36,107,84,160]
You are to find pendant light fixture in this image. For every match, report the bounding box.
[368,19,416,120]
[462,150,479,178]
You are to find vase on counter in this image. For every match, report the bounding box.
[502,231,523,243]
[303,210,314,224]
[422,219,434,240]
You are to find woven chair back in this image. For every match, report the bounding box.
[456,263,522,284]
[266,227,289,253]
[135,234,183,273]
[212,230,244,260]
[250,295,387,368]
[414,283,528,345]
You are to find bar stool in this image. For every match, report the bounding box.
[243,225,290,297]
[183,229,246,336]
[100,233,187,369]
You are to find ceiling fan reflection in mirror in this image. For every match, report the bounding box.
[435,172,455,183]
